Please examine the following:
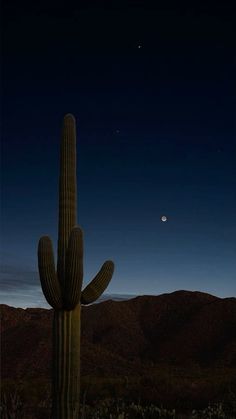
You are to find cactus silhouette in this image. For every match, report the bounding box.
[38,114,114,419]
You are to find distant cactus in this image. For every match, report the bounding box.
[38,114,114,419]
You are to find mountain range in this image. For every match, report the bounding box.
[1,290,236,408]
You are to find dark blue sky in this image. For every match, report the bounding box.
[1,0,236,307]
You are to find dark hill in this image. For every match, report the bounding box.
[1,290,236,381]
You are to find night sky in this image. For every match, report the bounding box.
[1,0,235,308]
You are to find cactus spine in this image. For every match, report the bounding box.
[38,114,114,418]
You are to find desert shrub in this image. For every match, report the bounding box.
[191,402,226,418]
[79,398,176,418]
[0,379,51,419]
[1,390,24,419]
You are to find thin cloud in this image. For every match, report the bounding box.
[0,265,46,307]
[0,265,41,290]
[0,265,136,308]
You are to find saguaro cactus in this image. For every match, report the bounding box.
[38,114,114,419]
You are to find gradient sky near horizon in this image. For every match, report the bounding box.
[1,0,236,308]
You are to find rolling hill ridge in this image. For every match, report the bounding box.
[1,290,236,381]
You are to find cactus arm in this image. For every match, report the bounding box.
[57,114,77,285]
[38,236,63,309]
[64,226,84,310]
[81,260,114,305]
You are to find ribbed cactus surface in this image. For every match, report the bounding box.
[38,114,114,419]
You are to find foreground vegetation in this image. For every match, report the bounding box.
[1,369,236,418]
[80,398,236,418]
[1,393,236,418]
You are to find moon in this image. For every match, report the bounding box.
[161,215,168,222]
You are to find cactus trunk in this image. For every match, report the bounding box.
[57,114,77,286]
[52,114,80,418]
[52,306,81,419]
[38,114,114,419]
